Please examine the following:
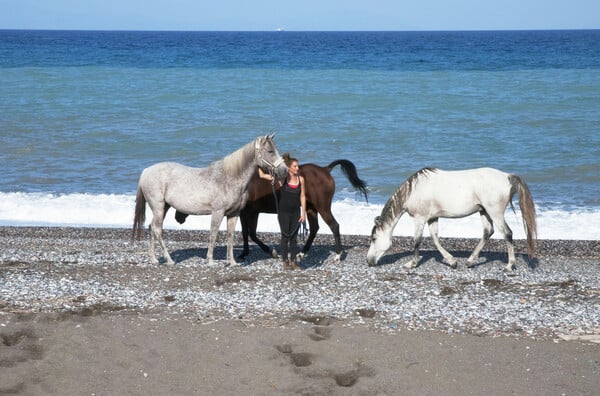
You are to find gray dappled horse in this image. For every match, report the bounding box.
[366,167,537,271]
[132,135,288,266]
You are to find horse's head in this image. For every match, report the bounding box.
[255,134,288,179]
[366,216,392,267]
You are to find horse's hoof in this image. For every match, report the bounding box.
[297,252,305,260]
[271,248,278,258]
[443,257,457,268]
[403,261,417,269]
[334,253,341,262]
[504,263,516,272]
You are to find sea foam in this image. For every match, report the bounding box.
[1,192,598,240]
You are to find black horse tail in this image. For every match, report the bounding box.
[509,174,537,259]
[326,159,369,202]
[132,185,147,242]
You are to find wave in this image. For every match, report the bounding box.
[1,192,598,240]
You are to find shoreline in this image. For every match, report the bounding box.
[1,226,599,394]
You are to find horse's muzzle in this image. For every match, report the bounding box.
[270,159,288,179]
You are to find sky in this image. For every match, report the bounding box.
[1,0,598,31]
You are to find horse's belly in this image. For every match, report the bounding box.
[165,192,213,215]
[168,190,248,217]
[434,207,479,219]
[407,200,480,220]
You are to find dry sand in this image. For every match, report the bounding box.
[1,312,598,395]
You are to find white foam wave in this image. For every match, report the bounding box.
[0,192,598,240]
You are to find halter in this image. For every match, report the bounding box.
[255,139,284,174]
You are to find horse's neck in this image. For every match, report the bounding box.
[381,183,409,225]
[222,141,255,178]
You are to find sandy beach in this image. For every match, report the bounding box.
[1,226,599,395]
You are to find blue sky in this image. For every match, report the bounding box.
[1,0,598,31]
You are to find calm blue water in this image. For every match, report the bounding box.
[1,30,599,238]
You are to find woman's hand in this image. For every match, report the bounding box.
[257,167,272,181]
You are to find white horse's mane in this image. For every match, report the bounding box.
[380,167,437,225]
[222,139,256,177]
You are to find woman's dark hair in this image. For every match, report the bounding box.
[282,153,298,167]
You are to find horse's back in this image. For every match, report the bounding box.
[436,167,510,185]
[407,167,512,217]
[300,163,335,206]
[246,163,335,210]
[139,162,213,208]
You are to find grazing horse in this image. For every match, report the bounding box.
[176,159,369,261]
[366,167,537,271]
[132,135,288,266]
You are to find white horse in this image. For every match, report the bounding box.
[366,167,537,271]
[132,135,288,266]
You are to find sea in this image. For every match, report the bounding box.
[1,30,599,240]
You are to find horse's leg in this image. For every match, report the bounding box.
[318,210,342,261]
[498,216,515,271]
[148,224,158,265]
[248,212,275,257]
[150,204,174,265]
[405,219,425,268]
[428,218,456,268]
[226,215,238,267]
[466,210,494,268]
[487,209,515,271]
[207,211,225,265]
[503,223,516,271]
[299,210,319,259]
[238,209,251,260]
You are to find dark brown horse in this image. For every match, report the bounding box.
[175,159,368,261]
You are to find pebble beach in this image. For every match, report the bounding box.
[2,226,599,338]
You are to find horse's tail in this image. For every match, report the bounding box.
[132,184,147,242]
[509,174,537,259]
[325,159,369,202]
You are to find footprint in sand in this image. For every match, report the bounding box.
[0,327,44,393]
[308,326,332,341]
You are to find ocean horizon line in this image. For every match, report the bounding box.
[2,28,598,33]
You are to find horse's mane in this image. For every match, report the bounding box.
[380,167,437,225]
[222,139,256,177]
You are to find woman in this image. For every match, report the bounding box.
[259,153,307,270]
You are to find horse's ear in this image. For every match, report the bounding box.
[268,132,275,139]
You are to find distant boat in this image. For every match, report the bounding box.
[276,27,284,32]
